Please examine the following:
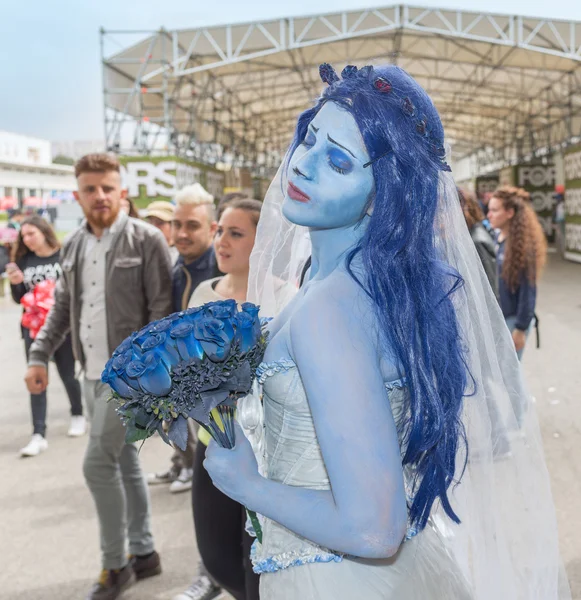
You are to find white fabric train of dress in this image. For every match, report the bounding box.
[250,359,473,600]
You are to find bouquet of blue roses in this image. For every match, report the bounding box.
[101,300,266,450]
[102,300,267,539]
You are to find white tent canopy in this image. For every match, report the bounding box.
[102,4,581,172]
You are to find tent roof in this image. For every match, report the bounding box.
[102,4,581,169]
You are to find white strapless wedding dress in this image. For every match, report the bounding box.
[250,359,473,600]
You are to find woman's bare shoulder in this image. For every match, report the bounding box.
[292,270,377,339]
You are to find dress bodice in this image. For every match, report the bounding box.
[251,358,416,574]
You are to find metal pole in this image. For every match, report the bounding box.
[100,28,109,151]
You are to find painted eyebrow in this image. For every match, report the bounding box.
[327,134,356,159]
[309,125,319,133]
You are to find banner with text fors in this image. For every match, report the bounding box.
[118,156,225,205]
[564,145,581,263]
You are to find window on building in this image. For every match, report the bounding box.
[28,147,40,163]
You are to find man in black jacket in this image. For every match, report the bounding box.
[171,183,220,313]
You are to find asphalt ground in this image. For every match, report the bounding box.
[0,252,579,599]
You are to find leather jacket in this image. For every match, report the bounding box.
[29,212,172,369]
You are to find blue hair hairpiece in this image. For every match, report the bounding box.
[288,63,465,531]
[318,63,452,172]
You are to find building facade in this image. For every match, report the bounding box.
[0,131,76,209]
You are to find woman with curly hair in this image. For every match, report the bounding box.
[488,186,547,363]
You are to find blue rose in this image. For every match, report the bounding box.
[241,302,259,319]
[207,303,236,341]
[136,351,172,396]
[193,316,233,362]
[241,302,261,339]
[234,312,257,354]
[125,359,147,379]
[150,313,181,334]
[140,331,180,368]
[150,319,174,334]
[180,306,205,329]
[133,323,154,341]
[133,326,159,358]
[111,350,143,391]
[170,321,205,361]
[112,349,133,373]
[207,299,237,318]
[113,333,138,357]
[101,357,138,398]
[204,299,235,313]
[183,306,204,319]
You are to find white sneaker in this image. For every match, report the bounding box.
[147,468,178,485]
[20,434,48,457]
[67,415,87,437]
[172,574,222,600]
[169,468,194,494]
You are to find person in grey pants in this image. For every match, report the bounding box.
[25,153,173,600]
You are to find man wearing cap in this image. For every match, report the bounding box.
[144,200,180,264]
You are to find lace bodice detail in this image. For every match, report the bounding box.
[251,358,416,574]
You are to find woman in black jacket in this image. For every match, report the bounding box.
[458,188,498,295]
[7,215,84,457]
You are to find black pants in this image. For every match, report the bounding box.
[192,440,260,600]
[23,329,83,436]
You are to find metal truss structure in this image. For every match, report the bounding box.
[102,4,581,175]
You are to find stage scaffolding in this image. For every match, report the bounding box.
[101,4,581,176]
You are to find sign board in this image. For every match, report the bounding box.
[515,162,556,239]
[564,144,581,263]
[118,156,225,204]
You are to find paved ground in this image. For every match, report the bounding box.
[0,253,579,599]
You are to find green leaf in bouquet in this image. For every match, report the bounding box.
[125,425,152,444]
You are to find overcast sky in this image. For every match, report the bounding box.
[1,0,580,142]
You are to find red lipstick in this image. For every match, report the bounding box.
[287,182,310,203]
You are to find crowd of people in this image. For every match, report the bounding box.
[2,153,271,600]
[0,144,553,600]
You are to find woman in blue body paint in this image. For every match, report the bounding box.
[203,64,569,600]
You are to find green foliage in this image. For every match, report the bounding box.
[53,155,75,166]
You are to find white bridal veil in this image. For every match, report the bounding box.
[244,150,571,599]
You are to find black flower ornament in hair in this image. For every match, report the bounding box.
[341,65,359,79]
[319,63,340,85]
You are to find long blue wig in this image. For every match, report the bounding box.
[287,64,468,531]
